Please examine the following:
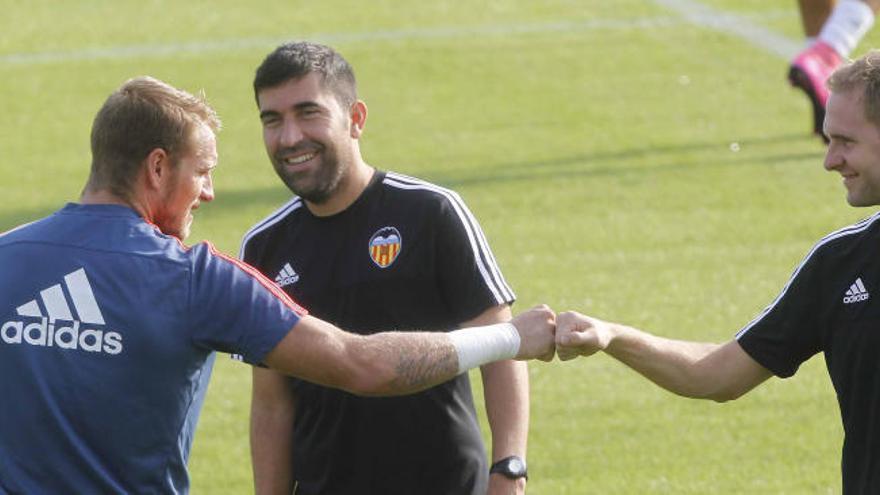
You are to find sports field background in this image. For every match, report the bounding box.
[2,1,875,492]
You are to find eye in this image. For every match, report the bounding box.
[829,135,854,148]
[297,105,325,118]
[260,115,281,127]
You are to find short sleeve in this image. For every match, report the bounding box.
[433,192,516,323]
[187,243,306,364]
[736,249,826,378]
[239,226,263,264]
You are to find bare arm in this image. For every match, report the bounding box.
[474,305,530,495]
[250,367,295,495]
[555,311,772,402]
[263,307,555,397]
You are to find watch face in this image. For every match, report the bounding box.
[492,456,527,478]
[507,457,525,473]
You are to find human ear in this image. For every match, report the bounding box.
[349,100,367,138]
[143,148,171,190]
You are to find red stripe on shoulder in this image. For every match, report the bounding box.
[205,242,309,316]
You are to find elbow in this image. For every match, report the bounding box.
[341,372,394,397]
[663,371,749,403]
[669,386,742,403]
[333,350,398,397]
[686,353,755,403]
[701,384,748,403]
[706,392,739,403]
[316,375,388,398]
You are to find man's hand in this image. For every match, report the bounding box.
[555,311,613,361]
[511,305,556,361]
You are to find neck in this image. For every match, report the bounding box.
[80,186,150,220]
[305,159,375,217]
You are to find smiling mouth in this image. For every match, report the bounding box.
[282,151,318,166]
[841,175,858,187]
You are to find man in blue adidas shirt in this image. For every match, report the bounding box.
[0,76,556,494]
[554,50,880,493]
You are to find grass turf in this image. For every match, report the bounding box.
[3,1,874,492]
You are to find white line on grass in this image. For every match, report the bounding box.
[1,10,795,66]
[651,0,802,59]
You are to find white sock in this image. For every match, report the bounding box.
[819,0,875,57]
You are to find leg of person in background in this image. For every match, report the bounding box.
[790,0,877,141]
[797,0,836,42]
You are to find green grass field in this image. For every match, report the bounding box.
[2,1,876,492]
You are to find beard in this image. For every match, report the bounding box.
[154,162,193,240]
[273,141,348,204]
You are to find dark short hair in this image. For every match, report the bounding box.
[828,50,880,127]
[253,41,357,108]
[88,76,221,199]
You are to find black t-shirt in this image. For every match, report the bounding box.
[737,213,880,493]
[241,171,516,495]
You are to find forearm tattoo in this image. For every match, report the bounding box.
[389,337,458,391]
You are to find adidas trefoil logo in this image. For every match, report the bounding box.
[843,277,870,304]
[275,263,300,287]
[2,268,123,354]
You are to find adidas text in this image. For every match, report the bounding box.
[843,293,870,304]
[276,275,299,286]
[1,317,123,355]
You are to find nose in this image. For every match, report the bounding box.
[279,119,304,148]
[823,144,842,171]
[201,173,215,203]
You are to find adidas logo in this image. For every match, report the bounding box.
[274,263,299,287]
[1,268,123,355]
[843,277,870,304]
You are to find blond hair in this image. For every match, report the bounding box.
[87,76,221,198]
[828,50,880,127]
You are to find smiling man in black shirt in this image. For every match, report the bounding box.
[242,42,530,495]
[555,50,880,493]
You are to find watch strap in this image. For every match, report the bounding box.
[490,455,528,480]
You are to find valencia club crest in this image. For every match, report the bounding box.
[368,226,402,268]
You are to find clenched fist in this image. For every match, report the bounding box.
[511,305,557,361]
[555,311,614,361]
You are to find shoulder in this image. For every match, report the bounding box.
[189,241,302,308]
[382,172,463,203]
[0,219,39,242]
[239,197,304,258]
[753,212,880,301]
[0,207,68,244]
[381,172,473,219]
[807,211,880,265]
[190,241,265,279]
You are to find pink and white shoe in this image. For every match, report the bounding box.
[788,41,843,142]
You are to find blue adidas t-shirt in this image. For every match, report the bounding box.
[0,203,303,494]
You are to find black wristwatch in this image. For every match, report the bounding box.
[490,455,528,480]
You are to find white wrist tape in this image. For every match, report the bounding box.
[448,322,521,375]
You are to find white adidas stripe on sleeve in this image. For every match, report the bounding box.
[239,198,303,259]
[736,212,880,339]
[384,172,515,304]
